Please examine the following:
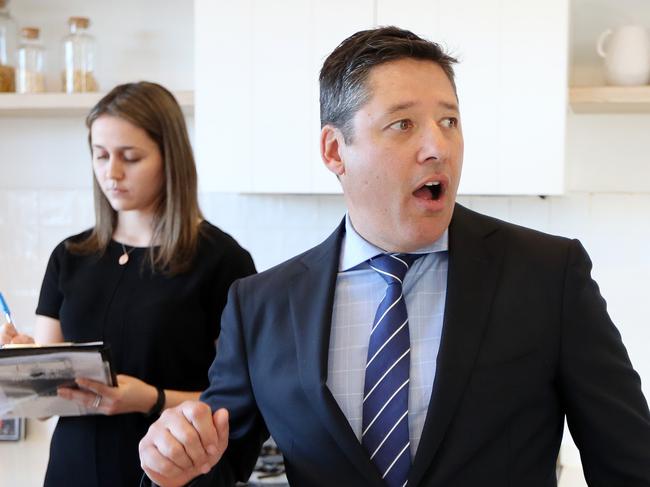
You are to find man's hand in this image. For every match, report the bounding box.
[139,401,229,487]
[0,322,34,345]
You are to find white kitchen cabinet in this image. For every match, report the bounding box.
[195,0,373,193]
[196,0,568,195]
[377,0,569,195]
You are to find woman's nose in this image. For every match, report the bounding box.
[106,157,124,180]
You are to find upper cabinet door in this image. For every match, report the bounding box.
[196,0,568,195]
[195,0,373,193]
[377,0,568,195]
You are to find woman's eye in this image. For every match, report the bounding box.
[441,117,459,128]
[122,152,142,163]
[390,119,413,131]
[94,154,108,160]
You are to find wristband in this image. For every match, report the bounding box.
[146,387,165,418]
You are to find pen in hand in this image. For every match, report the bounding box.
[0,291,34,346]
[0,291,14,325]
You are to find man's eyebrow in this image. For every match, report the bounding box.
[440,101,459,112]
[384,100,460,116]
[385,101,417,116]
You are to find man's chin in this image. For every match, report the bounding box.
[403,217,451,248]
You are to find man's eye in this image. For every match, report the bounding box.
[441,117,459,128]
[94,154,108,160]
[389,119,413,131]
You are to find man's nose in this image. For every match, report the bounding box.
[417,122,449,164]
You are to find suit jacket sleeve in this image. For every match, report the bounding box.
[560,240,650,484]
[189,278,270,487]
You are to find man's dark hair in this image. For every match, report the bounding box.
[319,26,458,142]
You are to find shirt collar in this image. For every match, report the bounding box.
[338,213,449,272]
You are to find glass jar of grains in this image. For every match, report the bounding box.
[16,27,46,93]
[62,16,98,93]
[0,0,17,92]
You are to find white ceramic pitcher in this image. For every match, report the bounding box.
[596,25,650,86]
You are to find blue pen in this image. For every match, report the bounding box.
[0,291,13,325]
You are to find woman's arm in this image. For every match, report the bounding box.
[0,314,61,345]
[58,375,202,416]
[34,315,64,344]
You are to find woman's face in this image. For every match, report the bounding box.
[91,115,164,216]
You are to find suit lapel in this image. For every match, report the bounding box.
[288,221,384,486]
[409,204,505,486]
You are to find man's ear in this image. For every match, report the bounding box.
[321,125,346,176]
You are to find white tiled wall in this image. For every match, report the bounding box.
[0,112,649,486]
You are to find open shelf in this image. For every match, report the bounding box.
[0,91,194,116]
[570,86,650,113]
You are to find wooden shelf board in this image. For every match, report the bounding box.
[570,86,650,113]
[0,91,194,116]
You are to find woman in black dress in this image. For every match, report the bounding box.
[1,82,255,486]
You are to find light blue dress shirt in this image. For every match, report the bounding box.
[326,215,448,458]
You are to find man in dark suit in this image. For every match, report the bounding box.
[139,26,650,486]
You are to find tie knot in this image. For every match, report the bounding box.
[369,253,422,285]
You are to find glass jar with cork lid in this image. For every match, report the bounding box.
[16,27,46,93]
[0,0,17,92]
[62,16,98,93]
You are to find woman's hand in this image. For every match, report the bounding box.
[0,322,35,345]
[57,374,158,416]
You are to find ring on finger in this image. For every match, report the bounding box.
[92,394,102,409]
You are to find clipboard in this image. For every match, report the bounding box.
[0,342,116,419]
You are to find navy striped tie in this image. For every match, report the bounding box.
[362,253,422,487]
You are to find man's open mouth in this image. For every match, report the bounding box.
[413,181,443,201]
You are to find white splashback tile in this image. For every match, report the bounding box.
[548,193,592,242]
[38,191,78,226]
[455,195,475,209]
[470,195,511,221]
[508,196,551,234]
[566,113,650,193]
[5,190,39,226]
[0,118,91,190]
[317,195,347,227]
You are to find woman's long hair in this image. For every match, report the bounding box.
[67,81,203,274]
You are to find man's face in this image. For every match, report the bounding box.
[324,58,464,252]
